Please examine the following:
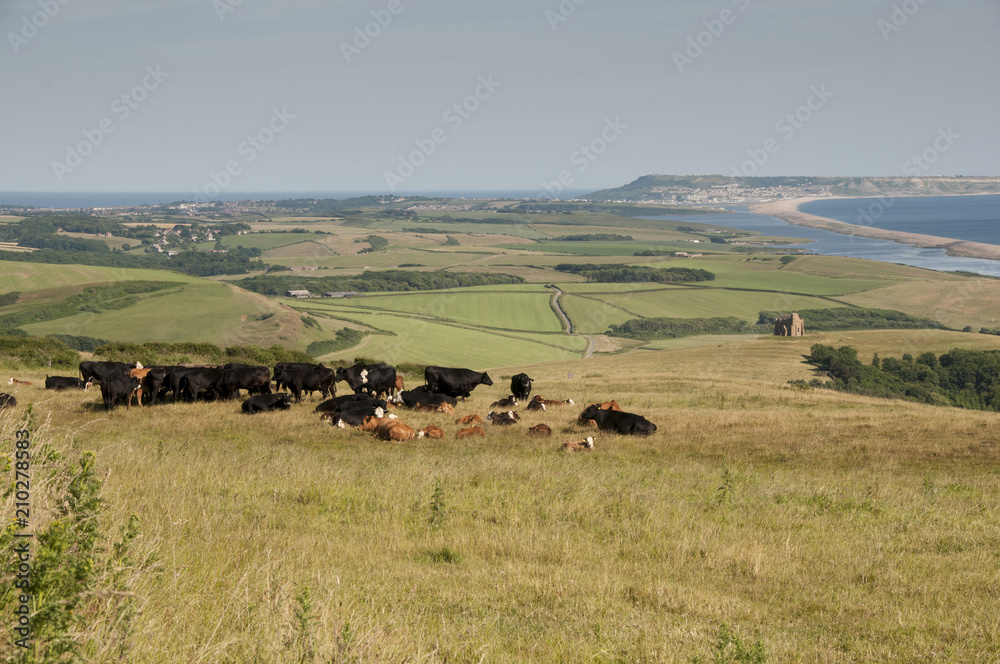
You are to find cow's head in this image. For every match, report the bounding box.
[480,373,493,386]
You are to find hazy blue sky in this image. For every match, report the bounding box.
[2,0,997,196]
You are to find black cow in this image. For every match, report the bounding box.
[491,395,518,408]
[79,361,131,385]
[330,402,386,426]
[578,404,657,436]
[336,363,397,399]
[217,365,271,398]
[424,366,493,399]
[100,374,140,412]
[242,393,292,414]
[510,373,533,401]
[314,394,387,414]
[45,376,92,391]
[178,368,226,402]
[0,393,16,408]
[273,365,336,402]
[398,386,457,409]
[136,368,169,406]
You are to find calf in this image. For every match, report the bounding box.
[491,395,518,408]
[415,402,454,414]
[562,436,595,452]
[394,375,405,396]
[530,395,574,407]
[456,414,485,426]
[359,416,416,442]
[487,410,519,426]
[45,376,91,391]
[0,393,16,409]
[578,404,657,436]
[528,424,552,437]
[242,393,292,414]
[420,426,445,439]
[456,426,485,439]
[8,378,32,386]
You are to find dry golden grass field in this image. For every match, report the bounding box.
[2,330,999,662]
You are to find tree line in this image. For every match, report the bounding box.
[555,264,715,283]
[805,344,1000,411]
[237,270,524,296]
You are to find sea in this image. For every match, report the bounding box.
[649,194,1000,277]
[0,190,588,209]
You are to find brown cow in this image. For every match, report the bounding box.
[456,426,485,439]
[528,424,552,437]
[128,368,151,406]
[456,414,485,426]
[531,394,574,407]
[7,378,32,386]
[359,416,417,442]
[562,436,594,452]
[394,375,405,395]
[420,426,445,439]
[416,402,454,414]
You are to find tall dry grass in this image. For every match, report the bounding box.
[2,333,999,662]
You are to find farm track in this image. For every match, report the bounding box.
[549,286,594,358]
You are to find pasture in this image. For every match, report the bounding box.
[3,330,999,662]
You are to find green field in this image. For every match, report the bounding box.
[0,261,199,292]
[220,232,330,250]
[326,291,562,333]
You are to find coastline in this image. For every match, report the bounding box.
[749,196,1000,262]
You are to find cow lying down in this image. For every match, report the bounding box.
[358,416,418,441]
[242,393,292,414]
[526,395,575,411]
[578,404,656,436]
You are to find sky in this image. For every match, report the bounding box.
[1,0,997,197]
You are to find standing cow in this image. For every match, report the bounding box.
[510,373,533,401]
[424,366,493,399]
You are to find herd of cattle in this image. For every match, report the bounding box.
[2,361,658,447]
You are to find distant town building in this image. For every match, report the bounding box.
[774,313,805,337]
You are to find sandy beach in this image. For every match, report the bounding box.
[750,197,1000,262]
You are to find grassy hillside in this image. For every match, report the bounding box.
[3,330,999,662]
[0,261,320,349]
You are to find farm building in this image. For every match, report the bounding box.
[286,290,313,298]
